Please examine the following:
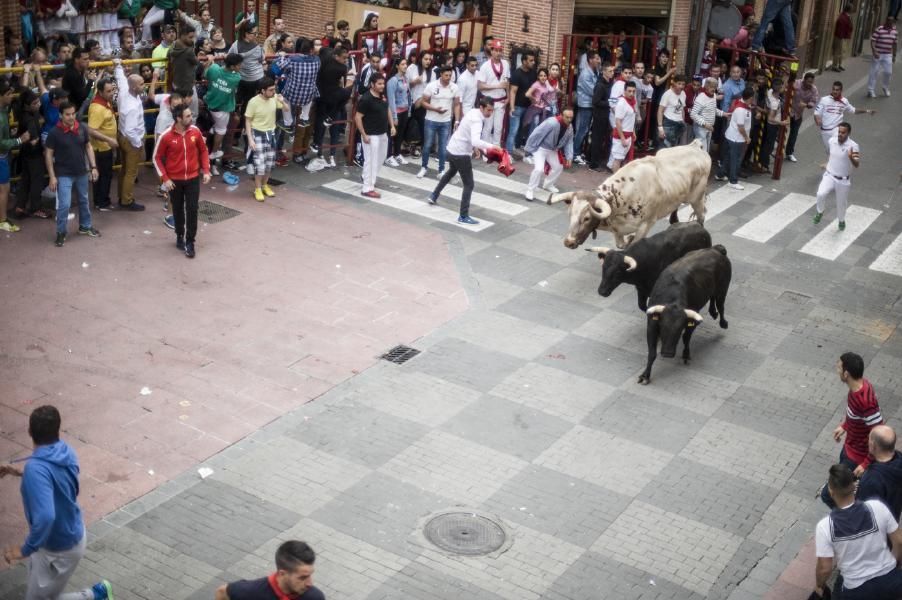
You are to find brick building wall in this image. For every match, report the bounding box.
[282,0,337,40]
[669,0,691,69]
[490,0,574,66]
[3,3,22,43]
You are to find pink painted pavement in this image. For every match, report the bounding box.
[0,176,468,554]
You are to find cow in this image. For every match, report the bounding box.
[548,140,711,249]
[638,245,731,385]
[586,222,712,311]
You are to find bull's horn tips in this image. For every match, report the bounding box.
[645,305,665,315]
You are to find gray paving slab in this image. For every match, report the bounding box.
[495,288,601,331]
[468,245,562,288]
[712,385,836,445]
[536,333,647,387]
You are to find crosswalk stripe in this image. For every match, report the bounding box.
[322,179,495,231]
[800,205,882,261]
[733,193,816,243]
[677,183,762,222]
[869,233,902,277]
[378,168,528,216]
[423,158,532,196]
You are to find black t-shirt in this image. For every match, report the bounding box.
[226,577,325,600]
[45,125,89,177]
[511,67,537,108]
[62,67,91,110]
[318,58,348,100]
[356,92,389,136]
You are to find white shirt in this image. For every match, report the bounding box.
[457,69,478,110]
[815,95,856,131]
[826,135,859,178]
[446,108,493,156]
[816,500,898,589]
[476,58,510,101]
[659,89,686,123]
[726,103,751,143]
[609,79,626,109]
[613,97,636,133]
[406,64,433,102]
[423,80,460,123]
[114,66,145,149]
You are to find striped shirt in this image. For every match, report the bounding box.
[842,378,883,469]
[871,25,898,55]
[814,95,856,131]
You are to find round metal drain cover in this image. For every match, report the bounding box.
[423,512,507,556]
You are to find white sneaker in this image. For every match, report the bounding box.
[395,155,408,165]
[574,155,587,165]
[325,156,337,168]
[867,90,877,98]
[524,189,534,201]
[786,154,798,163]
[385,156,399,167]
[209,150,224,160]
[543,183,560,193]
[728,182,745,190]
[884,88,892,97]
[523,155,534,165]
[417,167,427,178]
[436,169,444,179]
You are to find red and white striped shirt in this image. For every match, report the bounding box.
[842,378,883,469]
[871,25,898,56]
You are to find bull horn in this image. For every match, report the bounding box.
[623,255,638,272]
[684,309,704,322]
[588,197,612,220]
[584,246,611,256]
[547,192,574,205]
[646,305,665,316]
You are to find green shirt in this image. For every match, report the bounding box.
[0,107,21,154]
[118,0,141,19]
[204,64,241,113]
[154,0,180,9]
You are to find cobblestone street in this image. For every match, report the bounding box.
[2,55,902,599]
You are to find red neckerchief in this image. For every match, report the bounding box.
[549,77,559,88]
[91,95,110,109]
[267,573,297,600]
[56,119,80,134]
[730,99,749,112]
[622,96,636,109]
[490,58,503,80]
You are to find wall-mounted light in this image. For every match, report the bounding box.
[522,13,530,33]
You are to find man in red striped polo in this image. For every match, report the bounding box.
[868,16,898,98]
[820,352,885,508]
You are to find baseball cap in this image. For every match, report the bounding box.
[50,88,68,101]
[489,39,503,50]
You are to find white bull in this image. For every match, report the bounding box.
[548,140,712,248]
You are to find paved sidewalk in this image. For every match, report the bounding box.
[2,53,902,600]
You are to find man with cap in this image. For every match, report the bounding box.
[476,39,510,145]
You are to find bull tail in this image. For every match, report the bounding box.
[713,244,727,256]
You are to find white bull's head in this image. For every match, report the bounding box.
[547,191,612,249]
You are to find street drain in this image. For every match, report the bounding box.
[423,512,507,556]
[198,200,242,224]
[779,290,812,304]
[381,345,420,364]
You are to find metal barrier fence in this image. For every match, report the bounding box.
[355,17,489,63]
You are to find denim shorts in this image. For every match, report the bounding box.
[0,155,9,185]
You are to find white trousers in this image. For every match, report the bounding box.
[361,134,388,193]
[868,53,894,93]
[141,5,166,42]
[816,171,851,222]
[820,128,836,153]
[528,147,562,192]
[482,101,505,144]
[608,137,632,167]
[25,534,94,600]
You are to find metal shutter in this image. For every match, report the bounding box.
[573,0,671,17]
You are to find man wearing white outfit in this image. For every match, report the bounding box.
[814,81,874,152]
[609,82,638,173]
[867,17,898,98]
[476,39,510,145]
[523,108,574,201]
[607,65,632,127]
[813,122,859,231]
[354,74,395,199]
[457,56,479,111]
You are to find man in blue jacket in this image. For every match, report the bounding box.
[524,109,574,201]
[1,405,113,600]
[573,50,601,165]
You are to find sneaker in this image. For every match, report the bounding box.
[352,156,364,167]
[262,184,276,197]
[77,227,101,237]
[310,144,320,154]
[436,169,444,179]
[96,204,114,212]
[786,154,798,163]
[325,156,337,168]
[838,220,846,231]
[395,154,409,165]
[324,116,333,127]
[254,188,265,202]
[884,88,892,97]
[457,215,479,225]
[411,147,422,158]
[524,189,534,202]
[417,167,427,178]
[176,235,185,250]
[210,164,220,176]
[293,154,306,165]
[427,195,438,205]
[299,118,310,127]
[867,90,876,98]
[813,211,823,224]
[714,174,728,182]
[0,220,21,232]
[523,155,534,165]
[728,183,745,190]
[385,156,399,167]
[573,155,587,166]
[185,241,195,258]
[164,215,175,229]
[54,232,66,246]
[543,183,560,193]
[119,202,145,212]
[91,580,113,600]
[361,190,381,198]
[209,150,224,160]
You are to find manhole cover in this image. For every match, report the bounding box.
[198,200,242,224]
[779,290,812,304]
[423,512,507,556]
[381,345,420,364]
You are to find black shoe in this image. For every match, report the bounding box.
[96,204,114,212]
[185,241,195,258]
[299,119,310,127]
[176,236,185,250]
[77,227,101,237]
[119,202,145,212]
[54,232,66,247]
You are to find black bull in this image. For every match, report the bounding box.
[638,245,732,385]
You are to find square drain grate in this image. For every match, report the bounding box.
[198,200,242,224]
[779,290,812,304]
[382,345,420,364]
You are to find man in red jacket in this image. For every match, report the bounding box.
[153,104,211,258]
[820,351,884,508]
[832,5,853,72]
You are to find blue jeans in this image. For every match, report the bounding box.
[505,105,528,153]
[573,107,592,157]
[55,174,92,234]
[717,139,745,184]
[751,0,796,53]
[662,118,685,148]
[421,120,451,171]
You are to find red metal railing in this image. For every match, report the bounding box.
[355,17,489,61]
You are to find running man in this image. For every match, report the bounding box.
[813,121,859,231]
[814,81,875,152]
